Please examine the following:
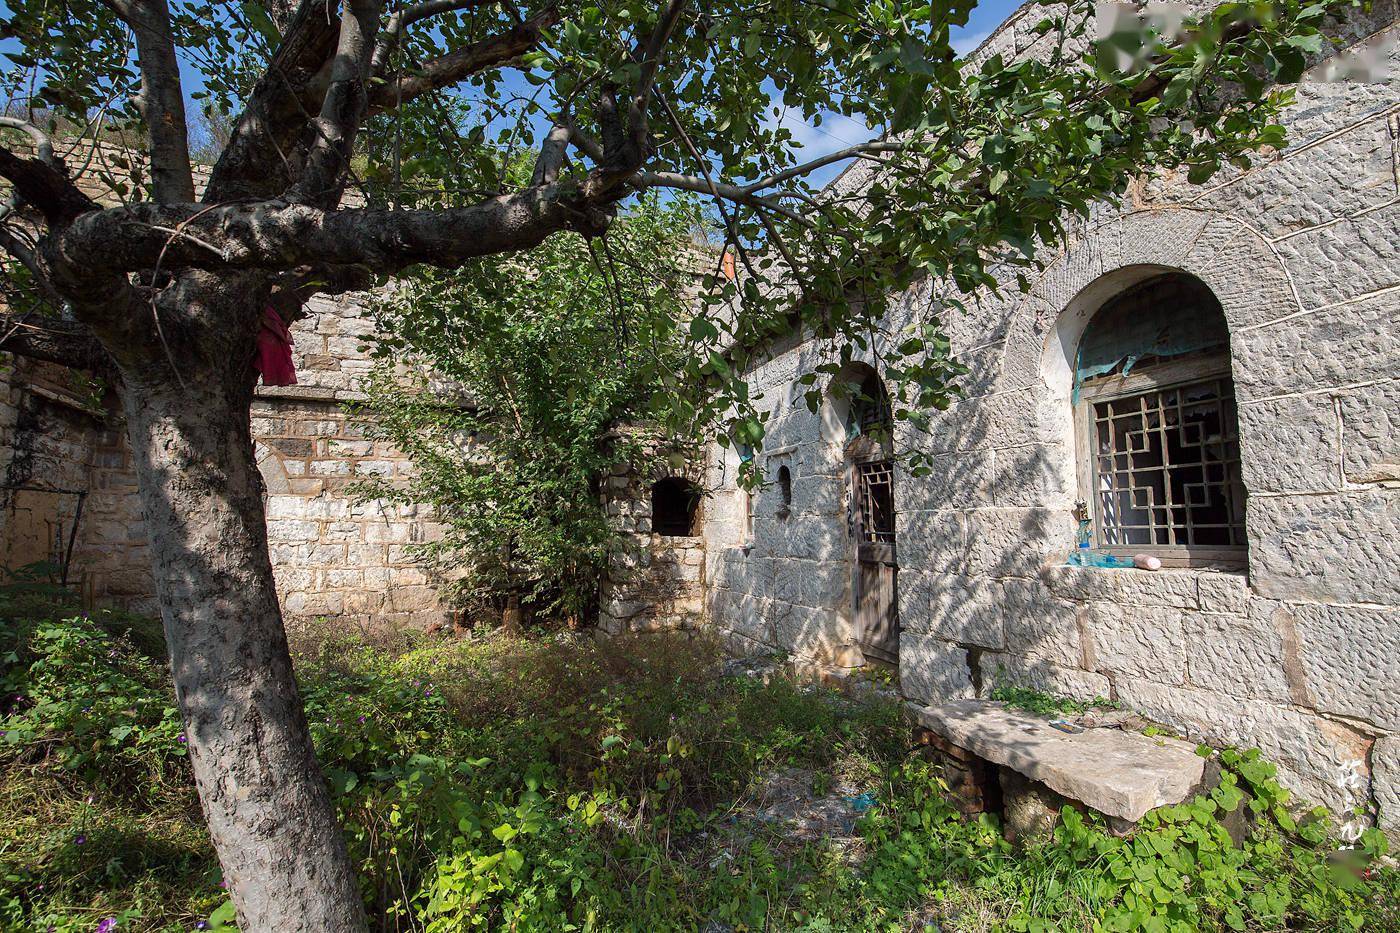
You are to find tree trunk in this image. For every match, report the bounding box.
[119,361,368,932]
[501,590,522,633]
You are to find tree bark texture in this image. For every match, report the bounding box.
[116,288,369,932]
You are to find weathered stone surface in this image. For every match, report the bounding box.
[1247,492,1400,605]
[1274,211,1400,310]
[1194,111,1398,239]
[1195,571,1251,615]
[1231,287,1400,402]
[1000,768,1069,846]
[1375,737,1400,833]
[977,651,1112,701]
[1291,602,1400,731]
[897,510,965,576]
[1001,580,1083,666]
[899,634,974,703]
[901,572,1006,649]
[1113,677,1373,820]
[964,508,1076,578]
[991,444,1072,508]
[909,699,1206,822]
[1084,602,1187,684]
[1237,394,1341,494]
[1339,378,1400,486]
[1182,610,1291,704]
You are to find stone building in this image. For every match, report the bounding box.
[699,2,1400,833]
[2,0,1397,834]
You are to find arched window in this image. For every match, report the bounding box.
[651,477,701,537]
[1075,273,1245,566]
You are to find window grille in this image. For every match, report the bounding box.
[1088,375,1246,551]
[858,460,896,543]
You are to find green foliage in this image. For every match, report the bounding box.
[2,0,1355,478]
[3,600,1395,931]
[355,195,702,624]
[988,685,1118,718]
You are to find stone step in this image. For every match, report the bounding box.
[908,699,1206,822]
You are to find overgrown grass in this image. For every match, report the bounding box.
[2,596,1396,932]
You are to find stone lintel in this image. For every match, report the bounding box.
[907,698,1205,822]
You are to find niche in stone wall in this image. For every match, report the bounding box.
[651,477,701,536]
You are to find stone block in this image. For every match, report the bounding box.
[1375,737,1400,833]
[1231,287,1400,402]
[1113,677,1373,819]
[1195,571,1250,615]
[902,572,1006,649]
[977,651,1112,701]
[797,561,848,609]
[898,510,965,576]
[1247,492,1400,604]
[1194,111,1398,238]
[964,508,1075,579]
[1182,610,1291,703]
[769,602,848,662]
[1339,379,1400,486]
[1084,602,1187,684]
[1115,570,1202,610]
[899,633,974,703]
[1274,211,1400,310]
[1237,394,1341,494]
[990,444,1071,508]
[1039,564,1123,602]
[1291,602,1400,731]
[1001,580,1083,667]
[908,699,1206,822]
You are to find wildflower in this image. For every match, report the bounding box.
[357,715,366,724]
[75,834,87,845]
[97,918,118,933]
[196,923,209,930]
[178,735,188,744]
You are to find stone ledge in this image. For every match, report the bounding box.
[907,698,1205,822]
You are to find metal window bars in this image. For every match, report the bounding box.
[1090,376,1246,548]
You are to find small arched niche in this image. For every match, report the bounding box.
[650,477,702,537]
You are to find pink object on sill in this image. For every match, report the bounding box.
[1133,554,1162,571]
[254,306,297,386]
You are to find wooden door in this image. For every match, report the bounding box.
[854,458,898,664]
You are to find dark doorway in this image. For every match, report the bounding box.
[651,477,701,536]
[843,367,899,665]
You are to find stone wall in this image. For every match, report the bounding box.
[0,289,453,629]
[599,436,708,635]
[703,3,1400,833]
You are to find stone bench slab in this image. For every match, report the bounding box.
[909,699,1205,822]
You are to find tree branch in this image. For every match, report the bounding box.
[365,8,560,113]
[0,144,100,227]
[117,0,197,202]
[0,314,114,374]
[289,0,386,207]
[370,0,491,72]
[49,186,601,278]
[203,0,339,203]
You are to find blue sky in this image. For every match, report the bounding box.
[1,0,1024,185]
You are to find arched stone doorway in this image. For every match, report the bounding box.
[835,366,899,665]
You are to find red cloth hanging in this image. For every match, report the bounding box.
[254,306,297,386]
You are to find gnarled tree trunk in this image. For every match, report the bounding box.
[117,292,369,932]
